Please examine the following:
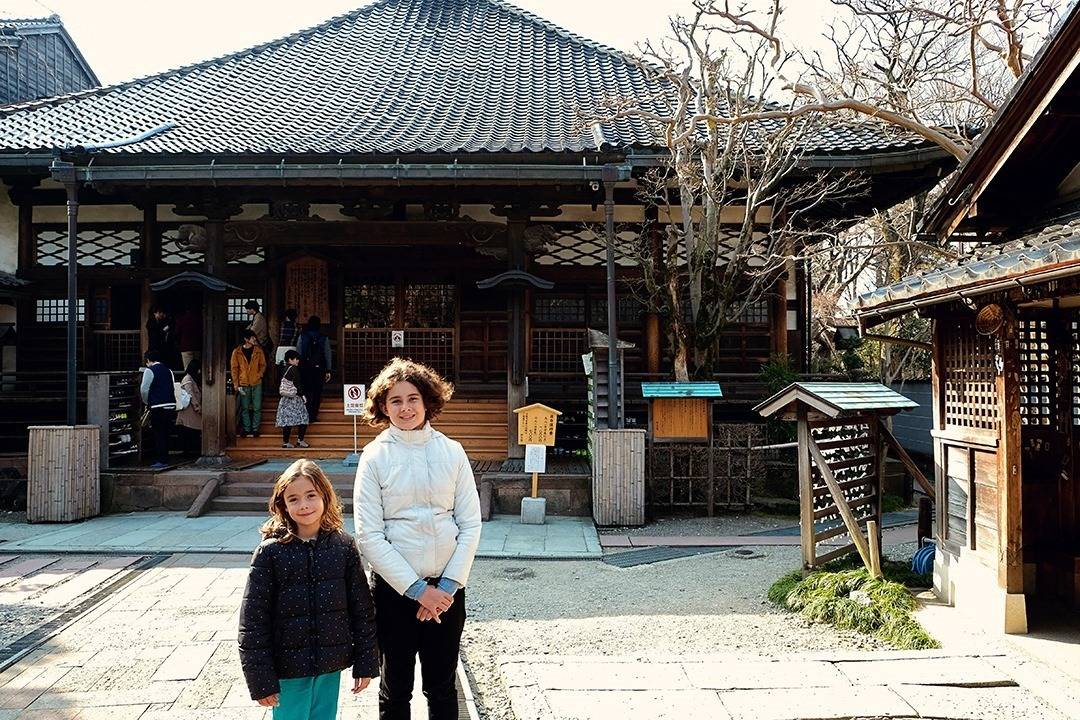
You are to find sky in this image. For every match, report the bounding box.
[1,0,840,85]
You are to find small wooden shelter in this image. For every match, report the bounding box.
[756,382,931,572]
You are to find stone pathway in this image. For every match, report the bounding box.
[0,553,477,720]
[499,653,1073,720]
[0,514,601,559]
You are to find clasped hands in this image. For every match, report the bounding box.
[416,585,454,623]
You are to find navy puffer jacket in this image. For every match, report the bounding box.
[238,528,378,700]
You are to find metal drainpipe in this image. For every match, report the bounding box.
[51,159,79,426]
[603,165,621,429]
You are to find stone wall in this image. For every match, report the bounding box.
[101,471,208,513]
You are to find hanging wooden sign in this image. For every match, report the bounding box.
[285,256,330,324]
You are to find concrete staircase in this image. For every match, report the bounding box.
[206,468,358,515]
[226,396,508,461]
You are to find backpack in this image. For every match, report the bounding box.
[303,332,324,364]
[174,382,192,411]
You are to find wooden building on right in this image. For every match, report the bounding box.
[856,3,1080,634]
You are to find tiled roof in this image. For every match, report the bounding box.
[756,382,917,418]
[0,16,62,31]
[0,0,937,158]
[856,221,1080,316]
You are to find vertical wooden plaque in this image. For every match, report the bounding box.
[285,256,330,323]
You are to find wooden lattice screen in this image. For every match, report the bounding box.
[1019,318,1054,428]
[942,317,1000,434]
[645,423,763,515]
[805,415,881,566]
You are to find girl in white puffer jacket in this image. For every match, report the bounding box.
[353,358,482,720]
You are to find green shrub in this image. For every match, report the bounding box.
[767,561,938,650]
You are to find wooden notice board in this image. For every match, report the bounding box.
[514,403,561,446]
[285,256,330,324]
[652,397,709,441]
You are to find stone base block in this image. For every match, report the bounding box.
[521,496,546,525]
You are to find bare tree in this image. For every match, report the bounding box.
[592,6,867,380]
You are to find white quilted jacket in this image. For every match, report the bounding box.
[353,422,482,595]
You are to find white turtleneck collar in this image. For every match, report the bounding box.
[386,421,433,445]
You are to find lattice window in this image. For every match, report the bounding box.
[738,299,770,325]
[942,318,999,433]
[161,228,205,265]
[532,225,639,267]
[1019,319,1053,427]
[227,298,262,322]
[534,296,585,324]
[345,285,395,328]
[589,296,644,326]
[35,226,139,267]
[343,328,454,382]
[404,284,455,328]
[530,329,588,373]
[35,298,85,323]
[228,247,265,265]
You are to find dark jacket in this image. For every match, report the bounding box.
[298,329,332,371]
[238,528,379,700]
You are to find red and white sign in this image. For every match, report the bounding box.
[343,384,366,416]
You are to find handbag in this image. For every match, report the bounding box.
[280,377,299,398]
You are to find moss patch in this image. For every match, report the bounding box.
[768,559,938,650]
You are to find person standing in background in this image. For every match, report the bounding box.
[245,300,272,356]
[298,316,332,424]
[140,349,177,470]
[232,330,267,438]
[146,305,180,370]
[176,358,203,455]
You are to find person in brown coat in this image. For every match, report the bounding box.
[231,330,267,437]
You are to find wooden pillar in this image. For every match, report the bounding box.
[645,312,661,374]
[797,407,815,568]
[200,220,230,465]
[506,217,527,459]
[997,306,1026,631]
[142,204,160,267]
[266,246,281,354]
[17,203,33,273]
[931,315,946,544]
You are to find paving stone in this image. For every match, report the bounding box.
[835,656,1016,687]
[682,660,850,690]
[528,661,690,691]
[75,705,149,720]
[717,686,916,720]
[0,667,69,710]
[892,684,1071,719]
[27,681,186,709]
[546,689,731,719]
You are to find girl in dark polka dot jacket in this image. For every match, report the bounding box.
[238,459,378,720]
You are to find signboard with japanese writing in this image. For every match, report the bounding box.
[391,329,405,348]
[513,403,562,447]
[343,384,366,416]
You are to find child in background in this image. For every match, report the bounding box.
[277,350,310,449]
[239,459,378,720]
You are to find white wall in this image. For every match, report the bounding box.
[0,184,17,275]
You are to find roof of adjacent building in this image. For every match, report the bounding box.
[0,14,99,103]
[856,219,1080,322]
[0,0,941,158]
[755,382,918,418]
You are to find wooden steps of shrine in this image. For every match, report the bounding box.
[226,397,508,461]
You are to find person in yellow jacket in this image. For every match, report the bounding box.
[232,330,267,438]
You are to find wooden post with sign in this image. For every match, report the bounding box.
[513,403,561,524]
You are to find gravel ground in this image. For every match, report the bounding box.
[460,545,887,720]
[0,510,38,544]
[596,512,799,537]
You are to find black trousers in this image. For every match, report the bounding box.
[149,408,177,465]
[374,574,465,720]
[301,363,326,422]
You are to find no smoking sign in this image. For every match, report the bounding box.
[343,384,366,416]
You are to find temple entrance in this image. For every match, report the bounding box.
[341,280,457,385]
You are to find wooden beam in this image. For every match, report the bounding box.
[867,519,883,579]
[17,203,33,272]
[879,421,936,500]
[808,436,874,572]
[224,219,507,247]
